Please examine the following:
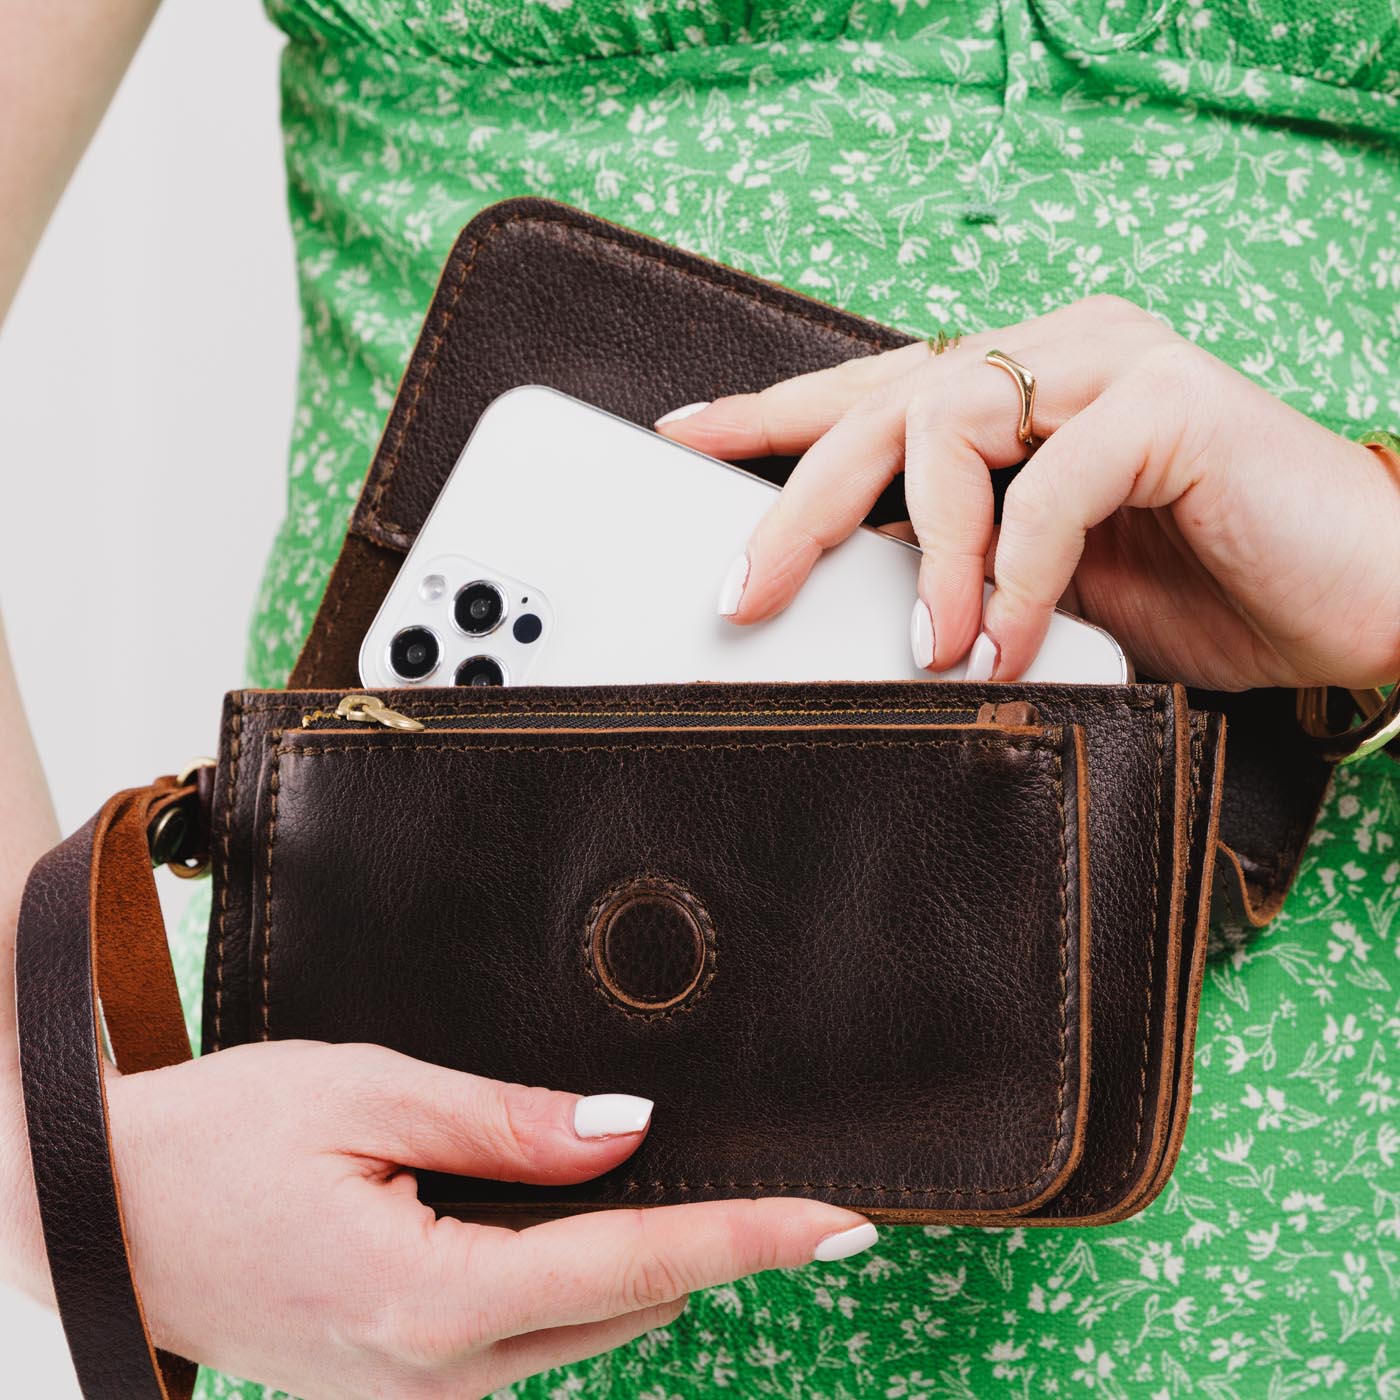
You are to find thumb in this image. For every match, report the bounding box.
[321,1044,653,1185]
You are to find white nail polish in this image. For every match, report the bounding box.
[717,553,750,617]
[655,401,711,427]
[813,1222,879,1263]
[965,631,999,682]
[910,599,935,670]
[573,1093,653,1139]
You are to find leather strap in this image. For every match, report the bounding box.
[16,781,201,1399]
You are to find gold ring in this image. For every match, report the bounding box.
[984,348,1039,450]
[926,330,962,356]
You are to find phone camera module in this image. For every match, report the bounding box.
[454,581,506,637]
[455,655,506,687]
[388,626,441,682]
[512,613,543,645]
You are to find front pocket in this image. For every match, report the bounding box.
[254,720,1091,1219]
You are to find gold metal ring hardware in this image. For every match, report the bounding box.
[1297,685,1400,764]
[177,756,217,786]
[149,757,217,878]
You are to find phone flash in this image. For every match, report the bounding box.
[419,574,447,602]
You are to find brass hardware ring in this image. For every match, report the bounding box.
[149,757,217,879]
[1298,685,1400,765]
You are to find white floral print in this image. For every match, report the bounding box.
[173,1,1400,1394]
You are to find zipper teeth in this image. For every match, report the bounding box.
[300,703,982,732]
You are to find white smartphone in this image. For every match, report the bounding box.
[358,386,1128,689]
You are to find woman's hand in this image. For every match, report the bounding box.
[657,294,1400,691]
[9,1041,875,1399]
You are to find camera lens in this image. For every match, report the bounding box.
[455,655,506,687]
[387,626,440,681]
[453,581,506,637]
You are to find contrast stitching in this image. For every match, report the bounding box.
[298,704,972,726]
[279,736,1052,759]
[260,744,282,1041]
[210,697,243,1054]
[581,874,718,1022]
[1124,700,1168,1181]
[613,1177,1048,1193]
[1050,746,1070,1182]
[219,686,1169,1202]
[365,209,902,541]
[615,748,1070,1201]
[261,732,1074,1202]
[363,244,475,535]
[1184,723,1204,857]
[288,691,1164,725]
[299,215,473,678]
[245,688,1164,719]
[1058,693,1168,1211]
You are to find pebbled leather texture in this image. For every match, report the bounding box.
[203,680,1222,1227]
[258,717,1091,1217]
[17,788,198,1400]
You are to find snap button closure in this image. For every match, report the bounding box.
[586,876,716,1014]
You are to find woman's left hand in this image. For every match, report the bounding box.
[655,294,1400,692]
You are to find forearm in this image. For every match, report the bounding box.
[0,613,58,1052]
[0,0,162,1293]
[1,0,160,949]
[0,0,161,321]
[0,615,58,1299]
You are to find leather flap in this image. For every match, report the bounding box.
[349,198,913,554]
[288,198,912,692]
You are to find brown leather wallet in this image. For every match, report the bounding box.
[15,200,1340,1400]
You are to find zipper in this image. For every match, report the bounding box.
[302,694,426,731]
[300,693,1043,734]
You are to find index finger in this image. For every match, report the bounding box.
[656,339,932,458]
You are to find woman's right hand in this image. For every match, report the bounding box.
[28,1040,873,1399]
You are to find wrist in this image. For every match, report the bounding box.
[1364,436,1400,680]
[1327,433,1400,688]
[0,1060,51,1308]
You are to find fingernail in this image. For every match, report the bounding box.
[965,631,999,682]
[813,1222,879,1263]
[910,598,935,670]
[573,1093,653,1139]
[655,401,710,427]
[717,553,750,617]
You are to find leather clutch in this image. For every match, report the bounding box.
[15,200,1341,1400]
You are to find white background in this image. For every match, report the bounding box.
[0,0,296,1388]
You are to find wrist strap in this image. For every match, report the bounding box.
[16,780,204,1399]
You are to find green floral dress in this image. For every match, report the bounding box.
[178,1,1400,1395]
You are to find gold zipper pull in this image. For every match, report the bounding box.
[330,694,425,732]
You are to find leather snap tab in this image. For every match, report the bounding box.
[586,876,716,1014]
